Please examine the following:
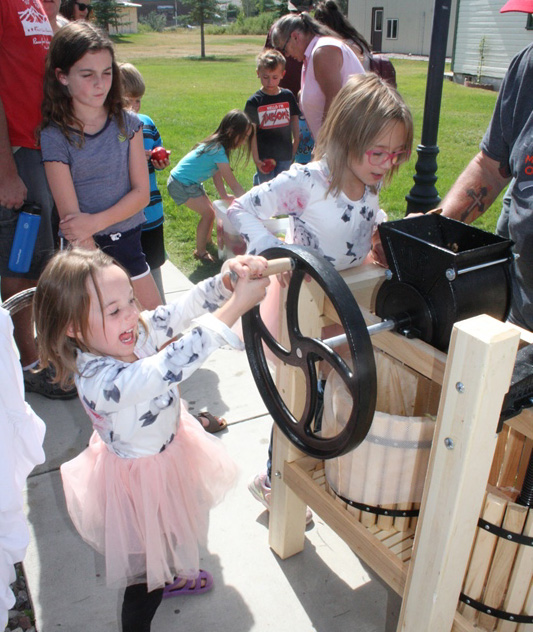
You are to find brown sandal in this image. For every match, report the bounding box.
[193,250,216,263]
[194,412,227,434]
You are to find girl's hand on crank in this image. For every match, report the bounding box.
[232,269,270,313]
[221,254,268,290]
[277,270,292,288]
[216,255,270,328]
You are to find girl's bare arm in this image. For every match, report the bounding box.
[59,129,149,241]
[44,161,95,248]
[216,161,245,198]
[313,46,343,124]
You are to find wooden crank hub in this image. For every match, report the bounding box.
[241,245,379,460]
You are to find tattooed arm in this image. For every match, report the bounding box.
[441,151,511,224]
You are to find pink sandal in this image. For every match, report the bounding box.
[162,569,213,598]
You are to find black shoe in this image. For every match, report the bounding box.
[23,365,77,400]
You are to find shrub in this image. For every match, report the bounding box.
[140,11,167,32]
[205,11,276,35]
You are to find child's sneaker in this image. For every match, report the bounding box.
[248,472,313,525]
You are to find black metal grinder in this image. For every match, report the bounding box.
[375,214,514,352]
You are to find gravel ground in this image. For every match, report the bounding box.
[4,565,36,632]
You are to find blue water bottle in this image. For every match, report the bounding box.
[8,202,42,273]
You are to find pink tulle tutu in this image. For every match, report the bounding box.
[60,404,238,591]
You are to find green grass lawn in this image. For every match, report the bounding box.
[116,37,501,279]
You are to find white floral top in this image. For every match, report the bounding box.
[228,159,386,270]
[75,274,242,458]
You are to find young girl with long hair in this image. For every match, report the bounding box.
[229,73,413,270]
[33,248,270,631]
[40,22,161,309]
[167,110,253,263]
[228,73,413,516]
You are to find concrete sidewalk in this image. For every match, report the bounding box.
[23,260,400,632]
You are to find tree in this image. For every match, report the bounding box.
[272,0,287,19]
[93,0,124,33]
[182,0,220,58]
[241,0,257,18]
[227,3,239,21]
[256,0,277,13]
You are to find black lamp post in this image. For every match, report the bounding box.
[405,0,453,214]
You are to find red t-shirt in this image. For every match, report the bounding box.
[0,0,52,148]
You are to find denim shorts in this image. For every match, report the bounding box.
[94,225,150,280]
[167,175,206,206]
[0,148,56,279]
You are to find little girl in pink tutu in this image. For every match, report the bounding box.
[33,248,269,632]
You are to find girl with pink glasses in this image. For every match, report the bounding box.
[229,73,413,272]
[229,73,414,518]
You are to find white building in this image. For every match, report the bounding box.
[108,1,142,34]
[451,0,533,89]
[347,0,457,56]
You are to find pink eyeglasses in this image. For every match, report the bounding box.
[365,149,410,166]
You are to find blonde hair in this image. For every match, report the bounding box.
[256,49,286,72]
[34,248,130,388]
[119,62,146,99]
[314,73,413,195]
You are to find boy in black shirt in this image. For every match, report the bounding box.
[245,50,300,185]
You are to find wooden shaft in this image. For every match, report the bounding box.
[264,257,294,277]
[228,257,294,286]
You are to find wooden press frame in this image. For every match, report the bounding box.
[267,263,532,632]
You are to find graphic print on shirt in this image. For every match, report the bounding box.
[18,1,53,38]
[518,151,533,191]
[140,392,175,427]
[257,102,291,129]
[162,328,204,383]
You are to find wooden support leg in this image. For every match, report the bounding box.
[396,315,520,632]
[268,277,324,559]
[269,423,308,559]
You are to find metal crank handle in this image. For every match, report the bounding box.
[228,257,295,286]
